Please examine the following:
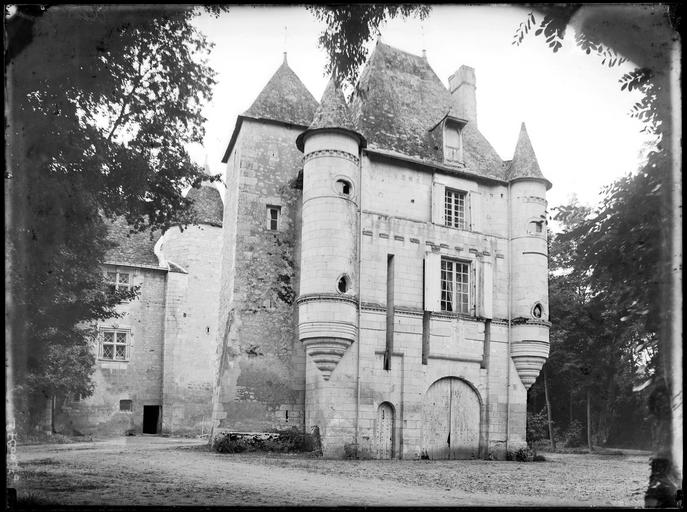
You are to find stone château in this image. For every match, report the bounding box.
[58,41,551,459]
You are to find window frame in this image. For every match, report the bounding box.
[98,328,130,362]
[106,269,132,292]
[444,187,468,230]
[440,257,472,314]
[443,119,464,164]
[266,205,281,231]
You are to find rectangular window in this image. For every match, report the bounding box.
[99,329,129,361]
[440,258,470,314]
[267,205,281,231]
[106,269,132,292]
[444,188,467,229]
[120,400,133,412]
[444,124,463,163]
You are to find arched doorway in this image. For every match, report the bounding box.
[375,402,394,459]
[421,377,480,459]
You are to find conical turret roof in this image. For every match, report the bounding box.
[244,54,318,127]
[507,123,552,189]
[296,78,366,152]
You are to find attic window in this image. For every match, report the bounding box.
[444,120,464,164]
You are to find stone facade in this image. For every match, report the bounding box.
[58,43,551,457]
[56,186,224,436]
[214,43,551,459]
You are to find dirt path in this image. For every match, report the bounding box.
[13,437,648,507]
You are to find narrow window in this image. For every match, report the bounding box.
[337,274,350,294]
[267,205,281,231]
[440,258,470,314]
[120,400,133,412]
[336,179,352,196]
[532,303,543,319]
[444,188,467,229]
[384,254,395,371]
[528,220,544,234]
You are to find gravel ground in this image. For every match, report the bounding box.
[12,437,650,507]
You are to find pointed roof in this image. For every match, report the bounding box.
[243,55,318,127]
[507,123,552,189]
[350,41,505,180]
[296,78,366,151]
[186,184,223,227]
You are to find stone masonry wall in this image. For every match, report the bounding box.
[159,224,223,435]
[304,154,528,457]
[57,266,167,435]
[214,120,306,432]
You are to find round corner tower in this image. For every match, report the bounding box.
[295,78,366,454]
[508,123,552,390]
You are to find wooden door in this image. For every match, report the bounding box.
[421,378,480,459]
[449,379,481,459]
[376,402,394,459]
[421,378,452,459]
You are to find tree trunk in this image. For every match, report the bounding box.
[586,387,592,452]
[543,367,556,450]
[51,395,56,434]
[569,389,573,425]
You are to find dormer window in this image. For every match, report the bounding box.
[444,119,464,164]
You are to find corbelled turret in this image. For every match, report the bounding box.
[508,123,551,389]
[296,78,365,381]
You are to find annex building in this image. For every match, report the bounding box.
[58,41,552,459]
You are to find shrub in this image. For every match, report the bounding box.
[211,428,321,455]
[506,446,545,462]
[562,420,585,448]
[526,409,550,444]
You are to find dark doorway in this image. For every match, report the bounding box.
[142,406,160,434]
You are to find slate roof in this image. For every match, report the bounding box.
[506,123,552,189]
[243,55,318,127]
[350,41,506,180]
[296,78,366,151]
[186,184,223,227]
[104,216,161,268]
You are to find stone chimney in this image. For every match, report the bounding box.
[448,65,477,125]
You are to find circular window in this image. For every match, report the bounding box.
[336,274,351,294]
[532,303,543,319]
[335,179,352,197]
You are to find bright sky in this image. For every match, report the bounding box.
[189,5,655,214]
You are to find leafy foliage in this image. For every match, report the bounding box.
[513,6,627,65]
[526,409,550,445]
[6,5,222,429]
[307,5,430,88]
